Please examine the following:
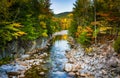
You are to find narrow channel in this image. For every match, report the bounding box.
[48,35,74,78]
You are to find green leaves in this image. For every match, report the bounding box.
[114,37,120,53]
[0,22,26,49]
[0,0,53,50]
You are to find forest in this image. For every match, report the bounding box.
[0,0,120,78]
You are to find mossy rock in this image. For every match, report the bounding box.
[24,64,50,78]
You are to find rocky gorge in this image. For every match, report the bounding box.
[0,30,120,78]
[0,38,51,78]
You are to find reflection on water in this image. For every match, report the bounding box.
[49,39,74,78]
[52,34,68,42]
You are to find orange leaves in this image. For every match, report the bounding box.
[97,12,109,17]
[86,27,93,33]
[75,26,93,38]
[75,32,80,37]
[91,21,101,26]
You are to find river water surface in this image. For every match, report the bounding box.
[49,39,74,78]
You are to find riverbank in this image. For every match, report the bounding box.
[0,36,52,78]
[0,30,70,78]
[64,40,120,78]
[0,46,50,78]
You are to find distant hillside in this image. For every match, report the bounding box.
[55,12,72,18]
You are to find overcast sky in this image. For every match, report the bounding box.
[50,0,76,14]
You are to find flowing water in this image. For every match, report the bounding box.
[49,39,74,78]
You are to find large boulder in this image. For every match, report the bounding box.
[21,54,30,60]
[107,56,118,67]
[64,63,73,72]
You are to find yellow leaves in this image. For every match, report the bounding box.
[40,21,46,28]
[64,18,67,22]
[38,15,46,19]
[99,27,112,32]
[5,23,23,32]
[67,13,73,17]
[77,26,82,31]
[99,26,112,34]
[100,27,107,31]
[106,27,112,30]
[60,18,69,30]
[17,31,26,35]
[12,23,22,27]
[76,26,94,38]
[86,33,92,36]
[61,18,67,23]
[13,31,26,39]
[82,29,88,33]
[42,32,48,37]
[85,47,93,53]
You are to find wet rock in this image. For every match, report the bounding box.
[88,53,94,57]
[18,61,28,66]
[115,75,120,78]
[113,52,117,56]
[76,72,80,76]
[65,50,69,53]
[107,57,118,67]
[68,72,75,76]
[64,63,73,72]
[72,64,81,72]
[19,74,25,78]
[69,58,75,63]
[7,71,21,77]
[46,43,51,46]
[80,73,88,77]
[43,53,48,57]
[21,54,30,60]
[65,43,120,78]
[102,69,107,75]
[42,61,46,64]
[111,67,120,74]
[39,72,45,75]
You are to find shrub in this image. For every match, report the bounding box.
[0,57,13,66]
[114,37,120,53]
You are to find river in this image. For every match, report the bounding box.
[0,30,75,78]
[49,39,74,78]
